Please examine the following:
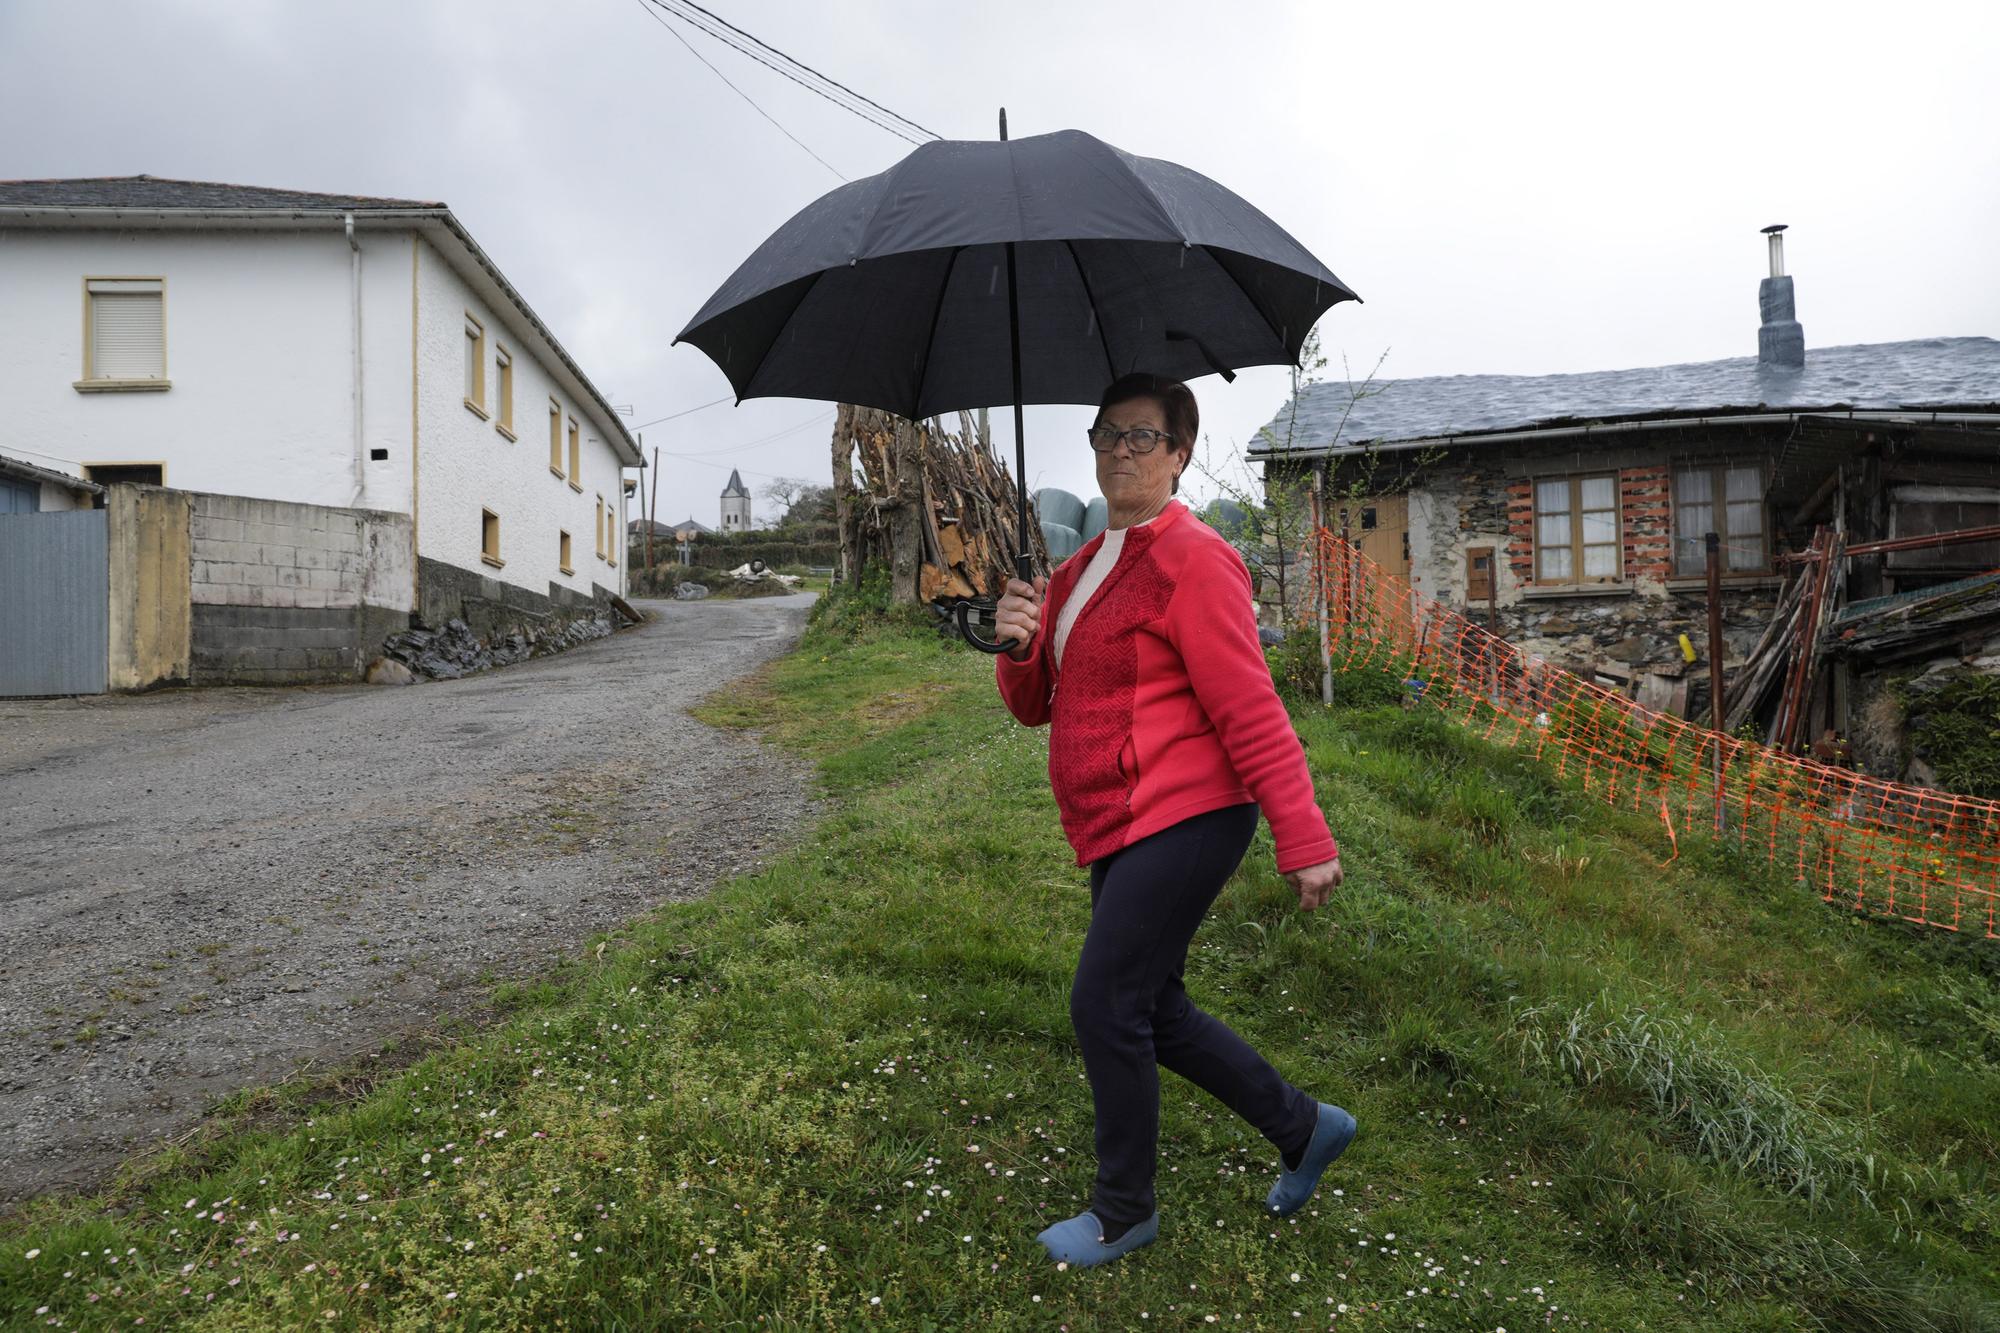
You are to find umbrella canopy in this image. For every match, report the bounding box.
[675,128,1360,420]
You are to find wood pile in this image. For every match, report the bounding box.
[829,404,1049,605]
[1722,527,1845,746]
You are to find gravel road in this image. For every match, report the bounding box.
[0,593,819,1208]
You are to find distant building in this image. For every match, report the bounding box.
[720,468,751,532]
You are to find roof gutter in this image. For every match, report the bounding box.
[0,204,644,469]
[0,452,105,494]
[1253,408,2000,461]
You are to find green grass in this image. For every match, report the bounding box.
[4,598,1999,1330]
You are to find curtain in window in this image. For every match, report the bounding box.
[1535,478,1572,581]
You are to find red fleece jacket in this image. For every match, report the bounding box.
[995,501,1337,874]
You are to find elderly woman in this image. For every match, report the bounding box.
[994,372,1356,1268]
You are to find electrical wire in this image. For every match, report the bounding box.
[646,0,938,146]
[646,1,921,146]
[659,410,833,458]
[630,395,735,431]
[658,0,940,141]
[631,0,848,181]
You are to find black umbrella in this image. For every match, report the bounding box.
[676,113,1360,649]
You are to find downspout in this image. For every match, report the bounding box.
[346,212,365,506]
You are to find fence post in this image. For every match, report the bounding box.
[1707,530,1727,831]
[1313,468,1332,706]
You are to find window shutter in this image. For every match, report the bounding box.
[88,281,164,379]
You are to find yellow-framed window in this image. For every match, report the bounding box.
[463,314,486,415]
[595,495,606,559]
[549,399,564,475]
[480,508,503,568]
[83,277,167,381]
[494,345,514,434]
[559,529,574,574]
[568,418,581,489]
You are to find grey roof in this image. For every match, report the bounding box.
[0,175,439,212]
[1253,336,2000,453]
[720,469,749,498]
[0,452,104,494]
[0,177,643,468]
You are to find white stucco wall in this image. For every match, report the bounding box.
[0,228,413,510]
[413,237,627,601]
[36,481,88,512]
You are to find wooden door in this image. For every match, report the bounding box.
[1337,493,1409,579]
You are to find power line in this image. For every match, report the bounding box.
[649,0,940,145]
[662,0,940,140]
[631,0,848,181]
[630,395,735,431]
[660,409,833,457]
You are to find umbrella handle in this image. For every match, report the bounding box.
[953,596,1017,655]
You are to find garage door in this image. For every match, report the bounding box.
[0,510,109,696]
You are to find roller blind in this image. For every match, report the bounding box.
[87,280,164,379]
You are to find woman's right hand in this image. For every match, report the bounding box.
[995,575,1047,661]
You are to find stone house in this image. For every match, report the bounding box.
[1253,232,2000,778]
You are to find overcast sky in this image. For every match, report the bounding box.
[4,0,1994,523]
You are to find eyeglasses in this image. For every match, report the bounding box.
[1086,426,1174,454]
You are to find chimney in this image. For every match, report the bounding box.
[1757,224,1805,369]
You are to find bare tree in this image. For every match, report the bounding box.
[759,475,815,521]
[1192,330,1389,621]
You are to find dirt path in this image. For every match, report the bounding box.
[0,594,818,1207]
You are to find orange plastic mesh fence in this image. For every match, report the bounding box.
[1312,530,2000,939]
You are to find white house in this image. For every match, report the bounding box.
[0,176,643,634]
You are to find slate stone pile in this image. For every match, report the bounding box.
[674,582,711,600]
[381,613,612,680]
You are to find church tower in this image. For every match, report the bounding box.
[719,468,752,532]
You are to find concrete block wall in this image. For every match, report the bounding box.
[186,492,413,684]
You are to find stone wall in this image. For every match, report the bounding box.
[1269,441,1797,687]
[414,555,609,643]
[187,492,414,684]
[1441,475,1780,681]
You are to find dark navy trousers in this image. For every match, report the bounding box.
[1073,802,1318,1225]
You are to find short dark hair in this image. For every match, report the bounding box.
[1095,373,1197,492]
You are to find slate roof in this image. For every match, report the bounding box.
[0,175,440,212]
[1253,336,2000,454]
[720,469,750,498]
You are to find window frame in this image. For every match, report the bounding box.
[1671,459,1770,578]
[493,345,515,438]
[595,495,606,560]
[568,418,582,492]
[463,313,488,418]
[549,399,565,477]
[559,529,574,575]
[83,462,167,488]
[78,275,170,390]
[1531,471,1623,587]
[480,507,503,568]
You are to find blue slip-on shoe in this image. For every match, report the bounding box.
[1036,1209,1159,1267]
[1265,1102,1357,1217]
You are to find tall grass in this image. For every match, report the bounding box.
[2,600,1996,1330]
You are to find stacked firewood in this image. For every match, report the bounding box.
[1722,526,1845,746]
[829,404,1049,605]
